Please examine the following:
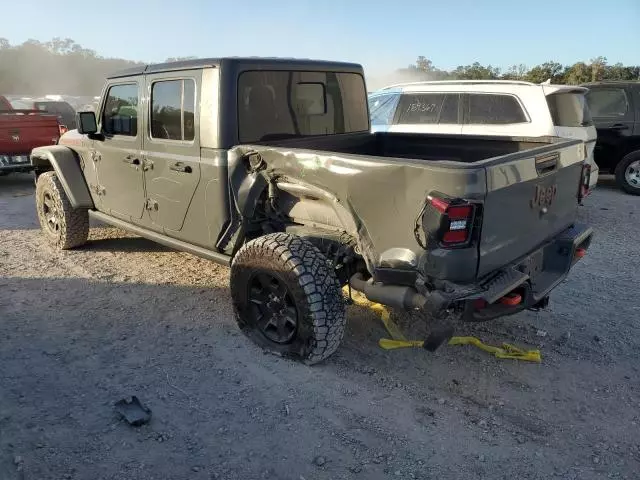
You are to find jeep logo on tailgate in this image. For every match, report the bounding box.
[530,184,557,210]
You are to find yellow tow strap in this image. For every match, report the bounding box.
[448,336,541,362]
[344,287,541,362]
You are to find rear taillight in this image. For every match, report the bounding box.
[427,194,477,247]
[578,162,591,202]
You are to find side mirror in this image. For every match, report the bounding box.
[77,111,98,135]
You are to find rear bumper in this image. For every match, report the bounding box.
[349,223,593,322]
[0,155,34,173]
[460,223,593,321]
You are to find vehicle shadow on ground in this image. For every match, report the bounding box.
[0,173,34,193]
[85,227,172,253]
[0,273,520,393]
[593,174,621,191]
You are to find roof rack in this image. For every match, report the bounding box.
[380,79,536,90]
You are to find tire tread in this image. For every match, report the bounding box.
[36,171,89,249]
[231,233,346,364]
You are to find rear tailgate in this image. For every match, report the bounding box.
[477,138,585,277]
[0,113,60,155]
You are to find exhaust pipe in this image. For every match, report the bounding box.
[349,273,428,310]
[349,273,455,352]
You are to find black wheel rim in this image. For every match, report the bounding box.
[247,272,298,344]
[42,191,60,235]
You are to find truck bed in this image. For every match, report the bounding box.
[237,132,586,283]
[0,111,60,156]
[256,132,568,166]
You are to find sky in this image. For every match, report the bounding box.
[3,0,639,76]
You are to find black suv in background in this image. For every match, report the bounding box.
[582,81,640,195]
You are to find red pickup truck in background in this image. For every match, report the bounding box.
[1,95,63,175]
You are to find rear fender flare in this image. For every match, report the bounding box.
[272,179,377,270]
[30,145,94,209]
[226,149,376,269]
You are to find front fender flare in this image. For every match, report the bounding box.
[30,145,94,209]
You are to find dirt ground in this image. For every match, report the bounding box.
[1,173,639,480]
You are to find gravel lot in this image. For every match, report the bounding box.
[1,173,639,480]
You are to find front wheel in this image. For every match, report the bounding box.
[230,233,346,364]
[615,151,640,195]
[35,171,89,249]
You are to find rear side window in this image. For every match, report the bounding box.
[150,79,196,141]
[34,102,77,128]
[368,93,400,125]
[586,88,628,117]
[102,84,138,136]
[238,71,369,143]
[546,92,592,127]
[467,94,527,124]
[396,93,460,124]
[34,102,73,115]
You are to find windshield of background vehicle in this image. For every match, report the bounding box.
[237,71,369,143]
[368,92,401,126]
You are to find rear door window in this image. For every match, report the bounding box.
[546,92,592,127]
[466,94,527,124]
[368,93,400,125]
[150,79,196,141]
[34,102,77,128]
[585,88,629,117]
[396,93,460,124]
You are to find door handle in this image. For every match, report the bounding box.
[609,124,629,131]
[169,162,192,173]
[123,155,140,165]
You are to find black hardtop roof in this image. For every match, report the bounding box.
[108,57,363,79]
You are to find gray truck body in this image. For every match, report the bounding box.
[31,57,592,330]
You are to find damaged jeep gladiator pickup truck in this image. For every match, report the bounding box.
[30,58,593,364]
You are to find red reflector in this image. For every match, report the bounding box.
[575,247,586,258]
[429,196,449,213]
[447,205,472,219]
[500,292,522,306]
[443,230,468,243]
[578,163,591,201]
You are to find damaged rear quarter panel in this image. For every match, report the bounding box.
[231,145,487,272]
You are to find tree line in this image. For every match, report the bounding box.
[400,56,640,84]
[1,38,638,97]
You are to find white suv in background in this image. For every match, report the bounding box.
[368,80,599,190]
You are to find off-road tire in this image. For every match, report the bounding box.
[614,151,640,195]
[230,233,346,364]
[35,171,89,249]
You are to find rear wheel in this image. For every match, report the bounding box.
[35,171,89,249]
[615,151,640,195]
[230,233,346,364]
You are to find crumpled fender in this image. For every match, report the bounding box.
[30,145,94,209]
[227,146,378,269]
